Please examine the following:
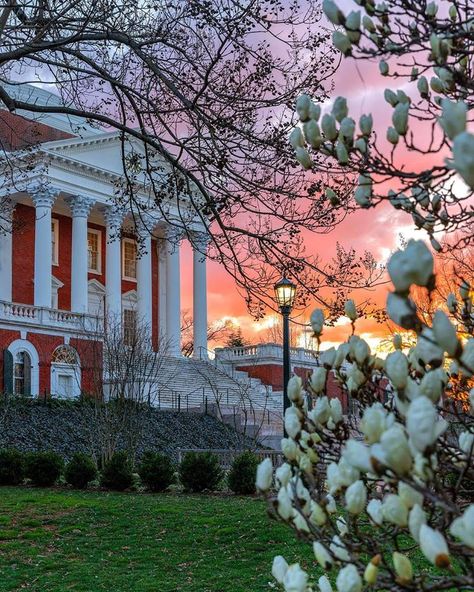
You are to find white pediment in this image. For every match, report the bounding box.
[41,133,167,178]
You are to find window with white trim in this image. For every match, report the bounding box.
[14,351,31,396]
[122,239,137,280]
[88,229,102,273]
[51,218,59,265]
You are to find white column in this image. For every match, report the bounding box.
[166,227,182,356]
[69,196,93,313]
[0,201,14,302]
[32,189,56,307]
[104,208,123,328]
[192,232,210,359]
[136,223,153,340]
[157,239,167,342]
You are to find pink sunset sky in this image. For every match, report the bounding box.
[184,8,437,351]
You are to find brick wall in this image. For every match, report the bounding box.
[0,109,73,151]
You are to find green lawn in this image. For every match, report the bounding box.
[0,488,311,592]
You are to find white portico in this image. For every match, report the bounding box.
[0,130,210,355]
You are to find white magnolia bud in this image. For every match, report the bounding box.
[314,542,333,569]
[321,347,336,368]
[318,575,333,592]
[387,293,418,330]
[336,140,349,164]
[362,15,375,32]
[415,327,444,368]
[438,99,467,140]
[446,292,457,313]
[345,480,367,514]
[275,463,292,488]
[336,564,362,592]
[408,503,426,542]
[285,407,302,439]
[354,137,367,154]
[449,505,474,548]
[336,516,348,536]
[378,424,413,474]
[426,1,438,17]
[360,403,388,444]
[313,395,331,423]
[419,525,450,568]
[382,494,408,526]
[452,131,474,189]
[340,117,355,141]
[420,368,446,403]
[326,494,337,514]
[343,439,372,473]
[432,310,459,356]
[311,368,327,394]
[330,535,350,562]
[272,555,289,584]
[367,499,383,525]
[323,0,345,25]
[332,96,349,122]
[322,114,338,141]
[388,240,434,292]
[310,308,325,335]
[303,119,322,149]
[417,75,429,97]
[384,88,398,107]
[333,31,352,55]
[398,482,423,509]
[287,375,303,403]
[309,102,321,120]
[363,561,378,585]
[387,126,399,144]
[283,563,309,592]
[359,113,373,136]
[330,398,343,424]
[385,350,409,389]
[345,11,361,43]
[379,60,389,75]
[406,397,447,453]
[295,146,312,170]
[354,339,370,365]
[392,103,409,135]
[310,501,327,526]
[276,487,293,520]
[256,458,273,492]
[393,552,413,583]
[296,94,312,122]
[281,437,298,461]
[289,127,305,149]
[345,299,357,321]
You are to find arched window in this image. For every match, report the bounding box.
[51,345,79,365]
[4,340,39,397]
[51,345,81,399]
[14,351,31,396]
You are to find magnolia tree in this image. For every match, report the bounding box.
[289,0,473,251]
[255,0,474,589]
[257,242,473,591]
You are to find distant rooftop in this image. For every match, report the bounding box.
[0,82,103,136]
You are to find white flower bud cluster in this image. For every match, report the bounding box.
[260,237,473,592]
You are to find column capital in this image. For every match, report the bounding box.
[102,205,126,230]
[31,187,57,208]
[67,195,94,218]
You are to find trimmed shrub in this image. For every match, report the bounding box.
[0,448,25,485]
[228,451,259,495]
[138,452,175,492]
[179,451,223,493]
[65,453,98,489]
[100,451,133,491]
[25,451,64,487]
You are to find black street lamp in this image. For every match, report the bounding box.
[274,277,297,422]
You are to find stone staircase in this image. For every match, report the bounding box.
[145,355,283,446]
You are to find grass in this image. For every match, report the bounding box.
[0,488,311,592]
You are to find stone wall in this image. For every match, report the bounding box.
[0,400,254,461]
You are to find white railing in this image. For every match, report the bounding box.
[0,300,103,333]
[215,343,320,366]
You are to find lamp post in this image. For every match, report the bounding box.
[274,277,297,425]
